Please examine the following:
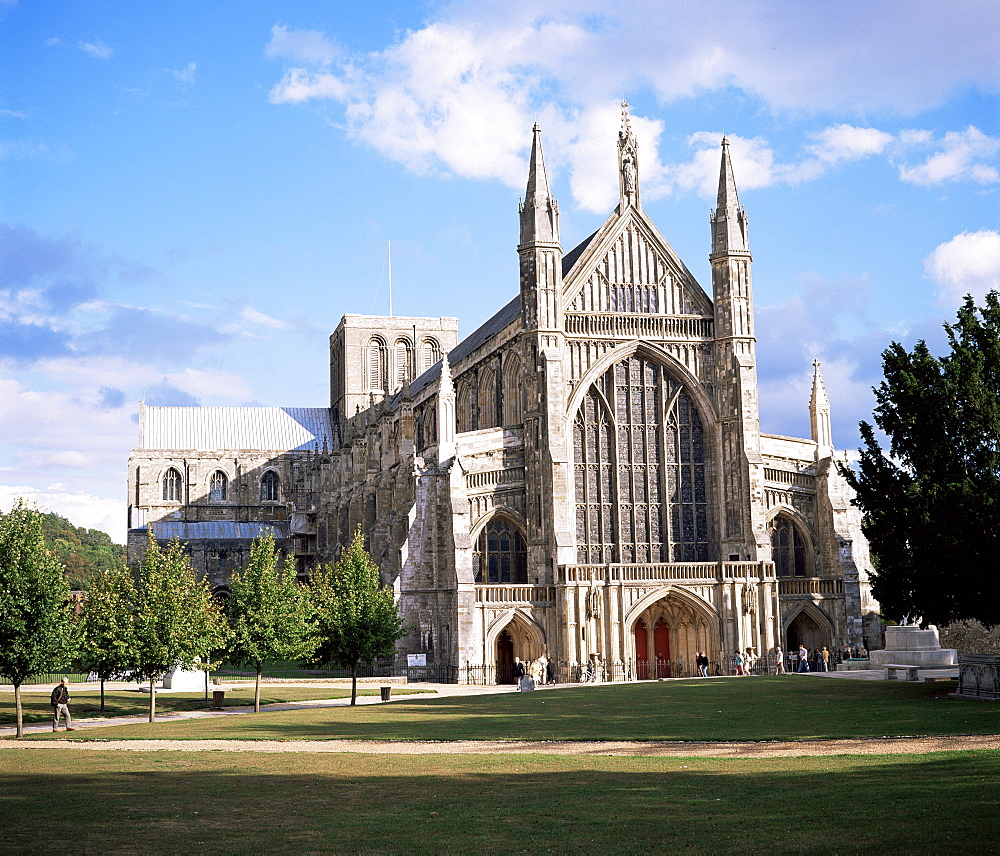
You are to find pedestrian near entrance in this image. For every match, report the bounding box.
[774,646,785,674]
[821,646,830,672]
[537,654,548,685]
[797,645,809,672]
[732,650,745,676]
[696,652,709,677]
[50,677,76,731]
[513,657,525,690]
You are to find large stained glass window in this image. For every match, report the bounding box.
[473,517,527,583]
[573,354,710,564]
[771,516,808,577]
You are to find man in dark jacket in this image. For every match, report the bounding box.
[50,677,76,732]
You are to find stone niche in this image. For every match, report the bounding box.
[868,625,958,668]
[951,654,1000,701]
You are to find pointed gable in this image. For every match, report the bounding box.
[562,207,712,318]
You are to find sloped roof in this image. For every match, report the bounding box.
[406,232,598,398]
[141,406,333,451]
[151,521,287,541]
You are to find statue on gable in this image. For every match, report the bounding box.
[618,100,639,206]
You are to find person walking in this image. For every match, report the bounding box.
[774,646,785,674]
[732,650,745,676]
[696,652,709,677]
[513,657,525,690]
[537,654,548,685]
[797,644,809,673]
[821,646,830,672]
[50,677,76,732]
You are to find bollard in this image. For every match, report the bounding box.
[380,686,392,702]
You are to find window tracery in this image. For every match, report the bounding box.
[260,470,280,502]
[209,470,228,502]
[473,516,527,583]
[162,467,181,502]
[367,337,387,392]
[771,515,808,577]
[573,354,709,564]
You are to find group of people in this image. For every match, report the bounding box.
[700,643,866,677]
[512,655,553,689]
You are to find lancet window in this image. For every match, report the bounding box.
[162,467,181,502]
[209,470,228,502]
[771,516,808,577]
[394,339,411,390]
[260,470,280,502]
[573,353,710,564]
[473,516,527,584]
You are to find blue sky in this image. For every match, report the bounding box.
[2,1,998,542]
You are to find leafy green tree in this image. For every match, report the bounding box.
[225,532,315,712]
[0,500,77,737]
[77,564,137,712]
[844,291,1000,625]
[132,534,228,722]
[308,528,406,705]
[37,510,126,590]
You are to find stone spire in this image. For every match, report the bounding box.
[437,351,456,462]
[809,359,833,460]
[519,123,559,247]
[618,100,640,209]
[712,136,749,255]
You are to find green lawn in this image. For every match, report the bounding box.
[0,685,428,726]
[41,677,1000,743]
[1,748,996,854]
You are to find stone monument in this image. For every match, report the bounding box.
[951,654,1000,700]
[868,625,957,669]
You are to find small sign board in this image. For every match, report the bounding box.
[407,654,426,667]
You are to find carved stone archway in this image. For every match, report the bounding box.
[630,591,719,678]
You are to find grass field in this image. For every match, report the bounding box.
[0,686,428,726]
[1,748,997,854]
[37,676,1000,743]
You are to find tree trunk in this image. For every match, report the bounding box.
[148,676,156,723]
[351,662,358,706]
[100,678,106,712]
[254,665,262,713]
[14,682,23,738]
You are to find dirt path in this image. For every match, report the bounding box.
[4,734,998,757]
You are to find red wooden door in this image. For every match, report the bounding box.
[634,620,649,680]
[654,619,670,678]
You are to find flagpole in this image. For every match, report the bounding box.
[387,240,393,317]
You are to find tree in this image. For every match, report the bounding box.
[77,564,137,712]
[844,291,1000,625]
[0,500,77,737]
[308,528,406,705]
[225,532,315,712]
[132,534,227,722]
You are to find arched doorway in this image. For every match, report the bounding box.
[785,607,832,655]
[631,594,717,679]
[495,629,514,684]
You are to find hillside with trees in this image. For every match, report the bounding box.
[0,509,126,589]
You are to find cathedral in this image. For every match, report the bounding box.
[127,106,881,680]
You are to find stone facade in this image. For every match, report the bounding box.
[127,105,881,680]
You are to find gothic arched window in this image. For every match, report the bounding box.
[573,353,710,564]
[162,467,181,502]
[209,470,228,502]
[260,470,280,502]
[502,357,523,426]
[473,517,527,584]
[771,516,808,577]
[478,366,498,430]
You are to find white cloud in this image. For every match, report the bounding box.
[806,125,895,165]
[78,39,113,60]
[265,24,338,65]
[898,126,1000,185]
[269,68,347,104]
[167,62,197,86]
[219,305,292,336]
[925,230,1000,304]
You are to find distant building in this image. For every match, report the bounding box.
[128,104,880,680]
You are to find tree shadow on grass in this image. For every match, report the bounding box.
[0,751,996,854]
